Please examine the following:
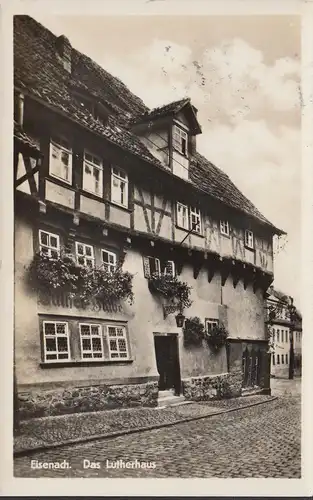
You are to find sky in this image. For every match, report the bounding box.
[33,14,301,307]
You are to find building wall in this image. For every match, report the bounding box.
[15,211,267,392]
[270,323,290,377]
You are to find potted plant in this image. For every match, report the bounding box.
[28,251,134,305]
[205,323,229,352]
[183,316,205,347]
[148,272,192,309]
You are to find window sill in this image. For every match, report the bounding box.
[40,359,134,368]
[108,200,132,213]
[220,232,231,239]
[175,224,205,238]
[244,244,256,252]
[81,189,104,201]
[47,175,73,188]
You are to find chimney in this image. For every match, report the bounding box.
[189,135,197,155]
[56,35,72,73]
[15,92,24,127]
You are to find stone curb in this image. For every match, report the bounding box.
[14,396,278,458]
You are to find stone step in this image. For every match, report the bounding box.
[157,394,187,408]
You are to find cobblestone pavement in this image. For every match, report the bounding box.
[14,394,274,454]
[14,394,301,478]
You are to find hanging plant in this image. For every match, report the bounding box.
[183,316,205,347]
[28,252,134,305]
[205,323,229,352]
[148,272,192,309]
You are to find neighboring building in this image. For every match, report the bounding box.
[265,287,302,378]
[14,16,284,420]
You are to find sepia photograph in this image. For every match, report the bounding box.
[11,5,303,484]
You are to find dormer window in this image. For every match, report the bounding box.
[173,125,188,156]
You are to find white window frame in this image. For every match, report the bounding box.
[189,206,202,234]
[245,230,254,249]
[49,136,72,184]
[79,323,104,360]
[205,318,219,333]
[220,220,230,237]
[111,167,129,208]
[148,256,161,276]
[106,325,129,360]
[43,321,70,362]
[39,230,60,258]
[173,125,188,156]
[176,202,189,230]
[163,260,175,277]
[83,150,103,197]
[102,249,117,273]
[75,241,95,268]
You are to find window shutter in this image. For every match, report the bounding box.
[143,256,151,278]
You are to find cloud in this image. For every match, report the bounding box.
[100,37,301,304]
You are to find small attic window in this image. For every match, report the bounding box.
[173,125,188,156]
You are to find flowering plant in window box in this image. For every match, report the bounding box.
[28,252,134,305]
[205,323,229,352]
[148,272,192,310]
[183,316,205,347]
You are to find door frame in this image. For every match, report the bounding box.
[153,332,181,395]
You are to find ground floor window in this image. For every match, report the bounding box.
[43,321,70,361]
[40,316,130,364]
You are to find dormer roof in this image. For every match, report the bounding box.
[14,15,285,236]
[131,97,202,134]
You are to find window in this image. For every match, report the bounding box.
[189,206,202,234]
[143,256,175,278]
[107,325,129,359]
[83,151,103,197]
[277,330,280,342]
[75,242,94,268]
[49,136,72,184]
[79,323,104,360]
[102,249,117,273]
[286,354,288,364]
[111,167,128,207]
[272,330,276,343]
[282,355,285,364]
[277,354,280,364]
[205,318,219,333]
[173,125,188,156]
[163,260,175,277]
[39,230,60,258]
[177,202,189,230]
[245,230,254,250]
[43,321,70,362]
[220,220,230,237]
[272,353,275,365]
[285,331,288,343]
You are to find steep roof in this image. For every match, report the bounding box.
[14,15,284,235]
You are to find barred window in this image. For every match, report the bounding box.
[39,230,60,259]
[75,241,94,268]
[107,325,129,360]
[43,321,70,361]
[79,323,104,360]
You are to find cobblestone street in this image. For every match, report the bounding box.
[14,383,301,478]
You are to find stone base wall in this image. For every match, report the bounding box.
[18,381,159,420]
[182,371,242,401]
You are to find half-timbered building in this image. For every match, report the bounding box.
[14,16,285,419]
